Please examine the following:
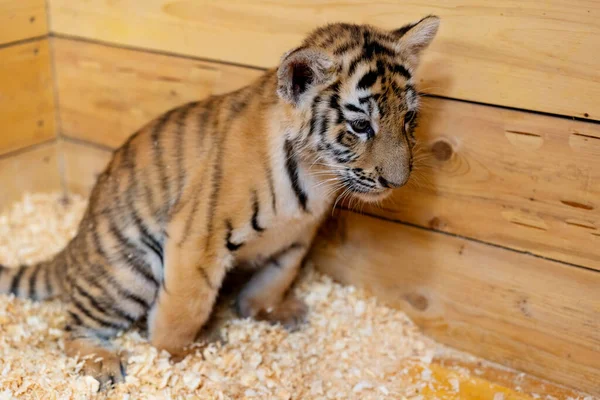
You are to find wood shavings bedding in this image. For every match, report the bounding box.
[0,193,592,400]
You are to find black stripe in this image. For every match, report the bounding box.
[141,235,163,265]
[79,266,139,323]
[225,220,244,251]
[265,164,277,214]
[347,55,364,77]
[122,141,157,219]
[317,32,337,48]
[141,174,158,216]
[329,93,340,110]
[119,146,162,264]
[132,213,163,264]
[392,64,411,80]
[64,250,82,296]
[328,80,341,94]
[151,109,176,214]
[120,139,135,169]
[108,221,159,288]
[71,294,126,330]
[344,103,363,113]
[307,95,321,138]
[205,109,228,248]
[362,32,396,58]
[393,22,417,37]
[178,181,204,247]
[333,41,358,55]
[376,60,386,77]
[101,271,151,310]
[357,70,378,90]
[73,282,133,324]
[228,87,252,119]
[122,146,164,265]
[90,224,109,265]
[67,311,84,327]
[9,266,26,297]
[54,253,68,296]
[284,139,308,212]
[197,98,215,147]
[331,94,344,124]
[28,263,42,300]
[198,268,214,290]
[323,81,340,125]
[251,190,265,232]
[317,111,330,141]
[175,104,193,203]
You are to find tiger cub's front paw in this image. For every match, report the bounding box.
[237,294,308,332]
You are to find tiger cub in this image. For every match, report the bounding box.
[0,16,439,387]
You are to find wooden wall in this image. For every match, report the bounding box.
[1,0,599,394]
[48,1,600,394]
[48,0,600,120]
[0,0,60,207]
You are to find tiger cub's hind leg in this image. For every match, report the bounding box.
[61,270,149,389]
[63,319,127,390]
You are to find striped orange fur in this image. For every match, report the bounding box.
[0,16,440,388]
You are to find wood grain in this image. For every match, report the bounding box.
[52,38,600,269]
[53,38,262,148]
[48,0,600,119]
[0,142,62,209]
[60,139,111,196]
[0,0,48,45]
[0,39,55,155]
[311,211,600,395]
[359,97,600,271]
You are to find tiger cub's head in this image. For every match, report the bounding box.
[277,16,440,202]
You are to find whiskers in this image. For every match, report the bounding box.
[332,185,355,216]
[408,143,435,190]
[308,161,346,200]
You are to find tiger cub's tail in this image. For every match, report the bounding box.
[0,251,68,301]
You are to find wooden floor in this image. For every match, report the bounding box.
[410,357,592,399]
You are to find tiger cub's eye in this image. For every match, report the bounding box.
[350,120,372,135]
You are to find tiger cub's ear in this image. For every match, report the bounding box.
[393,15,440,69]
[277,47,334,106]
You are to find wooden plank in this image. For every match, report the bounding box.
[48,0,600,120]
[60,139,111,196]
[310,211,600,395]
[0,0,47,45]
[359,97,600,271]
[0,142,62,209]
[53,38,262,148]
[0,39,55,155]
[53,37,600,270]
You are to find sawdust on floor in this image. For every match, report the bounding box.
[0,193,594,400]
